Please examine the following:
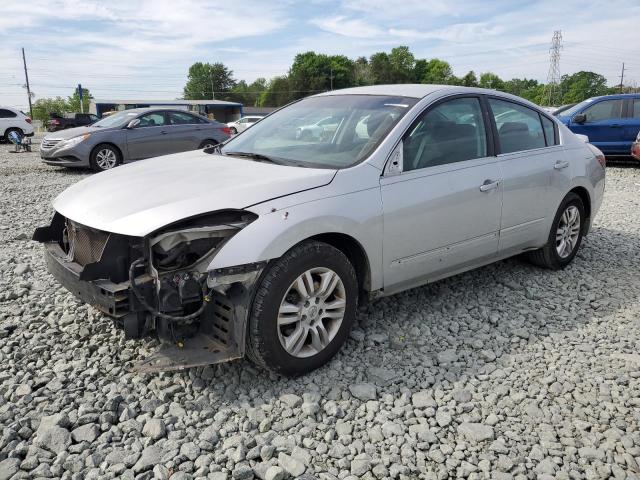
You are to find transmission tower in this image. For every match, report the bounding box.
[543,31,562,106]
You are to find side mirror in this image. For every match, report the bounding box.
[126,119,140,129]
[573,113,586,124]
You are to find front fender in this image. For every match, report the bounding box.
[208,187,385,290]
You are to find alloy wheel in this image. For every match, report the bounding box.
[277,267,347,358]
[96,148,117,170]
[556,205,581,258]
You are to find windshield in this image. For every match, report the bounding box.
[221,95,418,169]
[92,111,139,128]
[555,99,592,118]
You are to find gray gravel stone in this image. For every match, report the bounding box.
[348,383,377,400]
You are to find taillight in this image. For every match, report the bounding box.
[50,119,60,125]
[25,117,32,124]
[595,153,606,169]
[221,127,232,135]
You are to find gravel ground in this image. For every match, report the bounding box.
[1,137,640,480]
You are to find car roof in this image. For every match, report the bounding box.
[116,107,205,115]
[582,93,640,102]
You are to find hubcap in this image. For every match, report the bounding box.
[277,267,346,358]
[202,143,215,149]
[96,149,117,169]
[556,205,581,258]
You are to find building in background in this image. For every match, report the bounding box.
[90,99,243,122]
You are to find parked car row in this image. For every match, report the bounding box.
[34,84,606,373]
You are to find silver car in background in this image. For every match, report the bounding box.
[34,85,605,375]
[40,108,231,171]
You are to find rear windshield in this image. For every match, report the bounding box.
[221,95,418,169]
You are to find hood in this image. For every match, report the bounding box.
[43,125,110,140]
[53,151,336,236]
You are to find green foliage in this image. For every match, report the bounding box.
[259,76,292,107]
[559,71,609,104]
[67,88,91,113]
[421,59,454,85]
[181,47,619,108]
[479,72,505,90]
[183,62,235,100]
[32,96,68,123]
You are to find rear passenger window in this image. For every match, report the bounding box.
[489,99,546,154]
[633,100,640,119]
[0,109,17,118]
[582,99,623,122]
[403,97,487,171]
[169,112,197,125]
[540,115,557,146]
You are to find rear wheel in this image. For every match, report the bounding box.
[526,192,585,269]
[90,144,121,172]
[229,127,237,135]
[4,128,23,143]
[246,241,358,376]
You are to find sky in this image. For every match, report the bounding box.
[1,0,639,110]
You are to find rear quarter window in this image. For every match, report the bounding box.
[0,109,17,118]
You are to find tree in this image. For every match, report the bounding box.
[354,56,373,86]
[183,62,235,100]
[32,96,68,123]
[224,78,267,106]
[369,52,393,84]
[288,52,355,98]
[460,71,479,87]
[259,76,293,107]
[421,59,454,84]
[389,46,415,83]
[479,72,504,90]
[67,87,91,113]
[560,71,609,104]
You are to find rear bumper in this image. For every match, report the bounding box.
[44,242,131,317]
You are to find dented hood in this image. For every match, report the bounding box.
[53,151,336,236]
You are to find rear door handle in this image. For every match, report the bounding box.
[554,160,569,170]
[479,179,500,192]
[160,130,168,135]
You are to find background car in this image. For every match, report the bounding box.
[555,94,640,156]
[40,107,232,171]
[227,115,262,134]
[35,85,605,375]
[295,115,342,140]
[632,131,640,160]
[0,107,34,142]
[47,112,99,132]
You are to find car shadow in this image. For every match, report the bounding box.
[143,224,639,406]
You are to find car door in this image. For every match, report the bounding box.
[125,111,171,160]
[166,111,202,152]
[568,98,625,153]
[381,96,502,291]
[624,98,640,148]
[487,97,568,252]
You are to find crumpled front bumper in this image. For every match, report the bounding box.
[44,242,130,318]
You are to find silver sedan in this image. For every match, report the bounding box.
[35,85,605,375]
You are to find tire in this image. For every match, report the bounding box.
[526,192,586,270]
[229,127,237,135]
[4,128,23,142]
[90,144,122,172]
[199,139,218,149]
[246,240,358,376]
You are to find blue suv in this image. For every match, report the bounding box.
[555,94,640,156]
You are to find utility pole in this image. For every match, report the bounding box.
[619,63,626,92]
[21,48,33,119]
[542,31,562,107]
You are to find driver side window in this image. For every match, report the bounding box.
[403,97,487,172]
[583,99,623,123]
[137,112,166,128]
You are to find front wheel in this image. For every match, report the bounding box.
[90,144,121,172]
[199,139,218,149]
[526,192,585,269]
[229,127,237,135]
[246,241,358,376]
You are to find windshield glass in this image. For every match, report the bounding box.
[555,99,592,118]
[221,95,418,169]
[92,111,139,128]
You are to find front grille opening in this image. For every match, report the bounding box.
[65,219,110,266]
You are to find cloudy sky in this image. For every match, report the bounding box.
[1,0,638,110]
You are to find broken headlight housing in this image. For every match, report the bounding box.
[149,211,257,273]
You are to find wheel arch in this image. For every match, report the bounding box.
[308,232,372,304]
[568,185,591,231]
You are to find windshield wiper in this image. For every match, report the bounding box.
[223,151,281,164]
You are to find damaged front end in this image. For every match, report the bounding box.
[33,211,264,372]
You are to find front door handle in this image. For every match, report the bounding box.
[554,160,569,170]
[479,179,500,192]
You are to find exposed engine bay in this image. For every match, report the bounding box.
[33,211,265,372]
